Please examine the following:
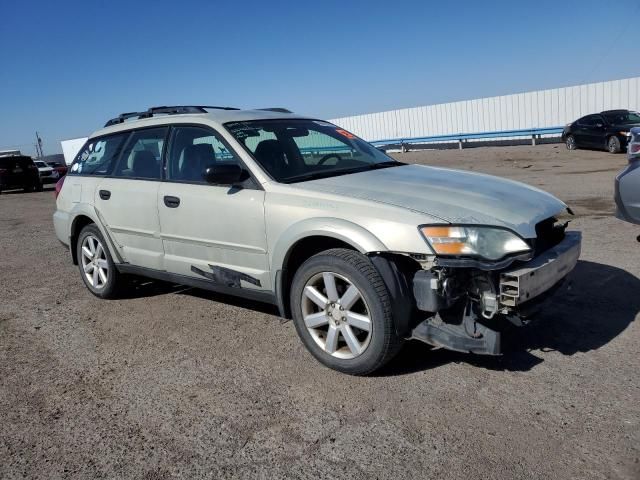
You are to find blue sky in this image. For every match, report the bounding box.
[1,0,638,155]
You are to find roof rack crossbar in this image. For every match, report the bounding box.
[104,105,240,127]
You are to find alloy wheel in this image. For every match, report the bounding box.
[301,271,372,359]
[80,235,109,289]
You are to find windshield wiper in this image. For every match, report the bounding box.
[366,160,405,169]
[285,168,362,183]
[285,161,405,184]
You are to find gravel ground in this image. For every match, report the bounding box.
[1,144,638,479]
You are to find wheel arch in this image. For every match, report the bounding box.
[272,219,387,319]
[68,208,121,265]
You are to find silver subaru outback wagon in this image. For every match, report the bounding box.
[54,105,581,374]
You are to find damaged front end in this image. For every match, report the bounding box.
[392,218,581,355]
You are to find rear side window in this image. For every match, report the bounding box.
[0,158,17,169]
[70,133,128,176]
[579,115,603,127]
[0,156,34,169]
[112,127,167,180]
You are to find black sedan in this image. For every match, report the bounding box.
[562,109,640,153]
[0,155,43,193]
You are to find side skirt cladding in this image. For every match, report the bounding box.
[116,264,276,305]
[191,264,262,288]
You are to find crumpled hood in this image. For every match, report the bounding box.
[299,164,567,238]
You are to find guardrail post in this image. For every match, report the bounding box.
[401,141,407,153]
[531,134,536,146]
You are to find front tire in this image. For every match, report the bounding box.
[565,135,577,150]
[76,224,120,299]
[290,248,403,375]
[607,136,622,153]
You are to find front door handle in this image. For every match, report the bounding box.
[164,195,180,208]
[99,190,111,200]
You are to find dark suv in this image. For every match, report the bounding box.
[0,155,43,193]
[562,109,640,153]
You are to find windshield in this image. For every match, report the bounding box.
[225,119,399,183]
[603,111,640,125]
[34,161,46,167]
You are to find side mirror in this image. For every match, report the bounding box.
[204,164,248,186]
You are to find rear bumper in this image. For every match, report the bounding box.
[499,231,581,307]
[53,210,70,246]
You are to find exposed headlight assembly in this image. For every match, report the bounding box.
[420,225,531,261]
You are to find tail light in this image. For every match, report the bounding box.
[54,175,66,200]
[0,168,7,175]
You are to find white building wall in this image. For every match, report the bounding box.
[329,77,640,143]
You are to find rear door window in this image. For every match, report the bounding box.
[112,127,167,180]
[70,133,128,176]
[579,116,593,126]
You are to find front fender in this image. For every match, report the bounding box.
[270,217,387,285]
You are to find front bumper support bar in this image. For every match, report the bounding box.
[411,304,501,355]
[499,231,581,307]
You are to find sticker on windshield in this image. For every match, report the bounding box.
[336,129,356,139]
[313,121,334,127]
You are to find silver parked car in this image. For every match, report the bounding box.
[615,127,640,226]
[34,160,60,184]
[53,106,581,374]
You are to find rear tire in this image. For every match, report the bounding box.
[76,224,121,299]
[607,136,621,153]
[565,135,577,150]
[23,184,33,193]
[290,248,403,375]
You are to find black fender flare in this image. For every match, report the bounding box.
[369,253,420,338]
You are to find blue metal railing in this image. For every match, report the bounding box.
[368,126,564,147]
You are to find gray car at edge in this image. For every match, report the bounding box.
[615,126,640,227]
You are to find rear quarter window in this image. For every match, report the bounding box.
[69,133,128,176]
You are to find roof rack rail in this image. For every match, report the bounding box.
[104,105,240,127]
[257,107,293,113]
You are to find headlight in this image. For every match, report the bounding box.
[420,225,531,261]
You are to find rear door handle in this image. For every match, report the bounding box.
[164,195,180,208]
[99,190,111,200]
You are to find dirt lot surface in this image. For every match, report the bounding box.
[1,144,639,479]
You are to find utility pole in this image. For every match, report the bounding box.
[35,132,44,158]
